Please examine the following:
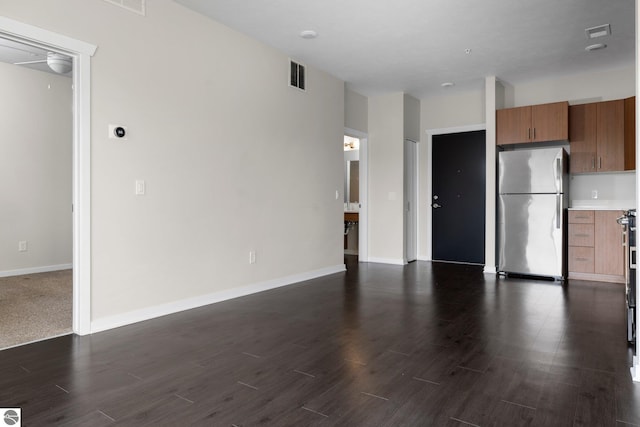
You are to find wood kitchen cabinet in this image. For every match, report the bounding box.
[569,97,635,173]
[496,101,568,145]
[568,209,625,283]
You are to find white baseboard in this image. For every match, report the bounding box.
[417,256,431,261]
[0,263,72,278]
[90,264,346,334]
[483,266,497,274]
[367,257,406,265]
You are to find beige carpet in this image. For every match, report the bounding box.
[0,270,72,350]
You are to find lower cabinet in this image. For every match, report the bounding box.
[568,210,625,283]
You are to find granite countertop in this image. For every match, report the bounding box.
[569,199,636,210]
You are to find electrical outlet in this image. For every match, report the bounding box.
[591,190,598,199]
[249,250,256,264]
[18,241,27,252]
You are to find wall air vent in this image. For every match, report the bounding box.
[289,60,306,91]
[103,0,146,16]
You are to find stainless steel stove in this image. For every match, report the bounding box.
[618,209,636,345]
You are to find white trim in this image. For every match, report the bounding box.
[425,124,486,262]
[483,266,498,274]
[0,17,96,55]
[344,127,369,262]
[367,257,407,265]
[72,51,93,336]
[344,127,368,139]
[344,249,359,255]
[0,264,73,278]
[0,17,97,336]
[90,264,346,333]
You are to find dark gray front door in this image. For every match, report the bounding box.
[432,130,486,264]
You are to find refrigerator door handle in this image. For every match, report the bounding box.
[556,194,561,229]
[555,157,562,194]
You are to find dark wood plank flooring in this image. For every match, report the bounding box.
[1,257,639,426]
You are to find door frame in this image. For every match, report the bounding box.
[0,17,97,335]
[345,127,368,262]
[423,124,486,261]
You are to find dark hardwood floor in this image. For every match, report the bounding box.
[1,257,639,426]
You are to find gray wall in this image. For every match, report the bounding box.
[0,62,72,275]
[2,0,345,326]
[345,88,368,133]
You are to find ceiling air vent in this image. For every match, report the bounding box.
[289,60,306,91]
[103,0,146,16]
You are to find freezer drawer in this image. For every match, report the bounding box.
[498,194,566,278]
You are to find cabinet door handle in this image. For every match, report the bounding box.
[598,157,602,169]
[528,128,531,140]
[575,233,590,237]
[592,157,595,169]
[533,127,536,140]
[576,257,589,262]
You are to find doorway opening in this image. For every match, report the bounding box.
[344,128,368,262]
[0,38,73,348]
[0,16,96,339]
[344,135,360,256]
[425,125,486,264]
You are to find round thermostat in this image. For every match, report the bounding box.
[114,127,126,138]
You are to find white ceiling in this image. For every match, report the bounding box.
[175,0,636,98]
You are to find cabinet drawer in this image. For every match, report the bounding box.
[568,246,595,273]
[568,210,594,224]
[568,223,595,247]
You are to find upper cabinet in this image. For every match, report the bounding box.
[496,101,568,145]
[569,97,635,173]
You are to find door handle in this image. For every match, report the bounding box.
[432,203,442,209]
[555,158,561,193]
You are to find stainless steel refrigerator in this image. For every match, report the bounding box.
[498,147,569,279]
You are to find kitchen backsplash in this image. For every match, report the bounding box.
[570,171,636,208]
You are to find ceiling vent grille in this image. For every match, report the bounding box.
[103,0,146,16]
[289,60,306,91]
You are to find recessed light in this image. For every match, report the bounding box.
[585,43,607,51]
[299,30,318,39]
[585,24,611,39]
[441,82,455,88]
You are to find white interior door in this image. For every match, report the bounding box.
[404,139,417,262]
